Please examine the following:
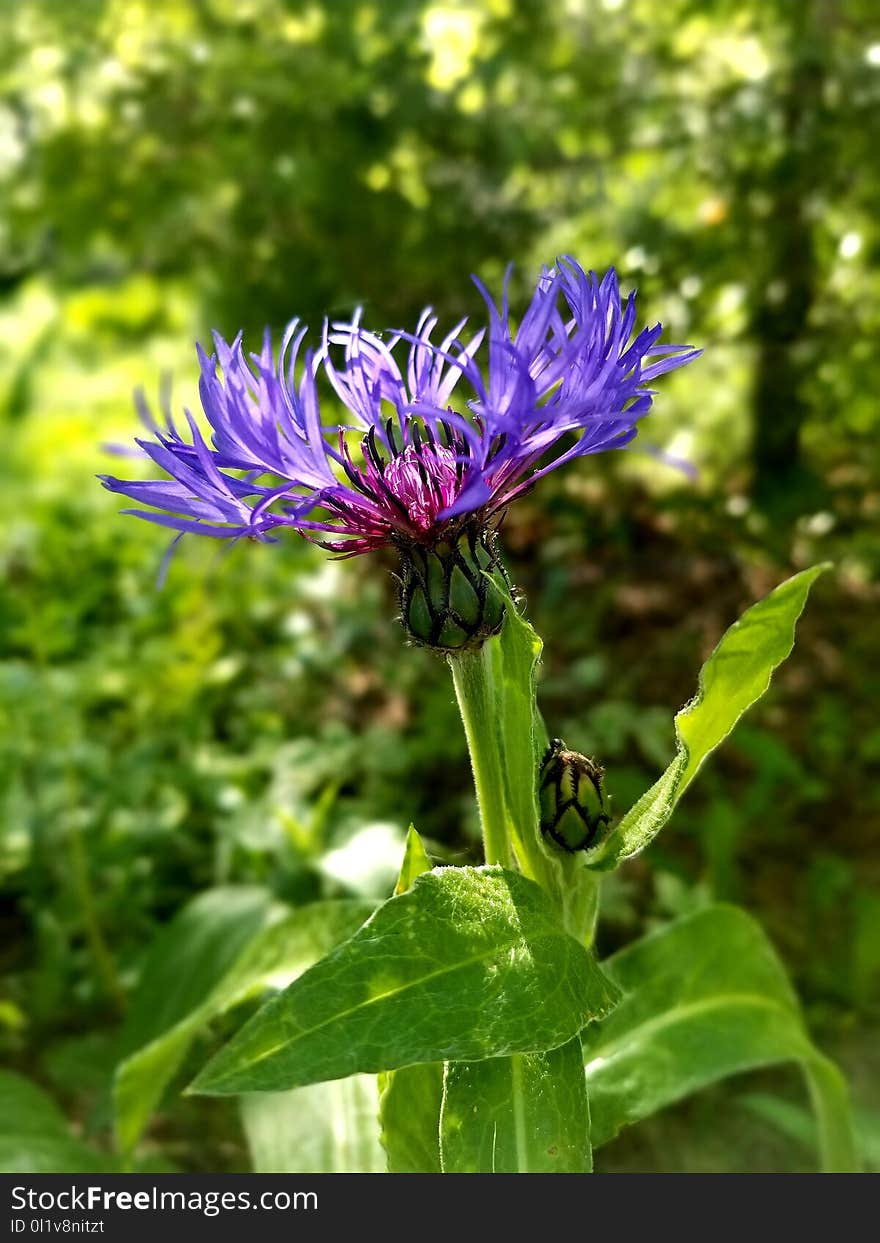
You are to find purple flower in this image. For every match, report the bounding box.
[100,257,700,559]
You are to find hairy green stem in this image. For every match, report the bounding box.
[449,640,601,946]
[449,648,512,869]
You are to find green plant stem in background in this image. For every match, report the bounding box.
[804,1056,861,1174]
[449,649,513,870]
[65,798,124,1016]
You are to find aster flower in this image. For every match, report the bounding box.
[101,256,700,650]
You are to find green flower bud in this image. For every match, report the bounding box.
[397,525,508,652]
[539,739,611,853]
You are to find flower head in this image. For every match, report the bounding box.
[101,257,700,647]
[101,256,699,557]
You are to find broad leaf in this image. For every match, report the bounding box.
[241,1076,384,1173]
[121,886,280,1052]
[440,1038,590,1173]
[0,1071,106,1173]
[190,867,620,1095]
[582,904,858,1172]
[589,565,830,868]
[115,894,373,1154]
[378,1064,444,1173]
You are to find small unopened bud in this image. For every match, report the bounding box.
[539,739,610,852]
[397,525,507,652]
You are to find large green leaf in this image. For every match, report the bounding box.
[190,867,620,1095]
[0,1071,107,1173]
[582,905,858,1172]
[114,894,374,1154]
[440,1038,590,1173]
[120,886,280,1053]
[241,1077,385,1173]
[588,565,830,869]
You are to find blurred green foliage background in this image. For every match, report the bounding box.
[1,0,878,1172]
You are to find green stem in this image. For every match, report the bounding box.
[449,648,512,869]
[449,640,601,944]
[66,809,125,1014]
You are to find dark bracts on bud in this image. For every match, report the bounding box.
[396,525,508,652]
[539,739,611,853]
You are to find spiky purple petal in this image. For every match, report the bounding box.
[101,257,700,557]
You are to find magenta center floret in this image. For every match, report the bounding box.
[381,443,461,533]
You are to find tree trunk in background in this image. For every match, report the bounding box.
[750,1,829,511]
